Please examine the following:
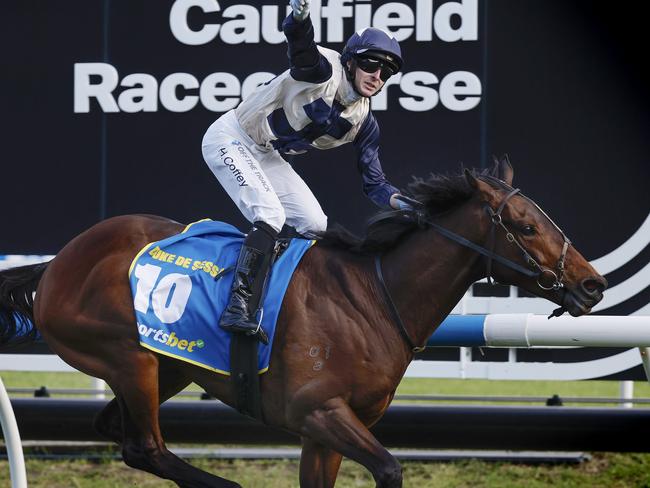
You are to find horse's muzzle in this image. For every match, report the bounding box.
[563,275,608,316]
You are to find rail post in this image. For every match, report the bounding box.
[0,375,27,488]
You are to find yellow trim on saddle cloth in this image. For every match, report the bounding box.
[128,242,155,277]
[140,341,230,375]
[139,341,270,376]
[182,218,212,234]
[127,219,213,277]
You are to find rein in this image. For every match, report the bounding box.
[373,188,573,352]
[421,205,540,281]
[374,255,425,354]
[391,189,572,290]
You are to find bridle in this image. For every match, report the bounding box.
[484,187,571,291]
[373,186,573,353]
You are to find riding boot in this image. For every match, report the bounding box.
[219,221,278,345]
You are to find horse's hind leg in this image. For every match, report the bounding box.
[94,357,193,445]
[299,437,343,488]
[114,349,240,488]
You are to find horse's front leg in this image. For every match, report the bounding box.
[299,437,343,488]
[293,398,402,488]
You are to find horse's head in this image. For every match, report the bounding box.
[464,156,607,317]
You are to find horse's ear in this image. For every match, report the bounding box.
[464,168,478,189]
[498,154,514,186]
[490,155,500,177]
[466,168,499,204]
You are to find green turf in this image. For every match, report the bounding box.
[0,371,96,391]
[2,371,649,403]
[2,454,650,487]
[396,377,650,406]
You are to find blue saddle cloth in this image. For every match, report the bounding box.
[128,220,314,375]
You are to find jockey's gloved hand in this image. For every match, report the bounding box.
[290,0,310,21]
[390,194,425,211]
[390,194,412,210]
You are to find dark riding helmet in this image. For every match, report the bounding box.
[341,27,403,80]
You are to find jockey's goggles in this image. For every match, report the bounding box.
[354,55,396,81]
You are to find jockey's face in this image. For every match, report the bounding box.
[350,63,385,97]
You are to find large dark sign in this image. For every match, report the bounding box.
[2,1,648,311]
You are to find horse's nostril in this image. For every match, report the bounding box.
[581,276,607,294]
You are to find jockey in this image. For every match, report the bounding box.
[202,0,408,344]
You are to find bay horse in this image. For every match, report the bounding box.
[0,159,606,488]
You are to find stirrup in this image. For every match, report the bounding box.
[248,321,269,345]
[220,319,269,345]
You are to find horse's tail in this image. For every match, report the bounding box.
[0,262,49,345]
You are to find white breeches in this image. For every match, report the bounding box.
[202,110,328,236]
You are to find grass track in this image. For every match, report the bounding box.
[2,454,650,487]
[2,371,650,486]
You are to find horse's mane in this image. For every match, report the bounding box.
[317,167,503,254]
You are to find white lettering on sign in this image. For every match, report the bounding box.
[74,63,120,113]
[73,63,482,114]
[74,1,483,115]
[168,0,478,45]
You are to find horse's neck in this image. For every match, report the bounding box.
[381,202,487,348]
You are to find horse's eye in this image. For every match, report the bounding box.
[521,225,536,236]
